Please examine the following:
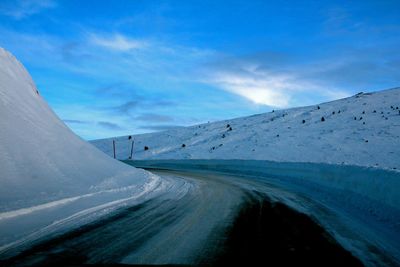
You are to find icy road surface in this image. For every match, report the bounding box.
[2,162,399,266]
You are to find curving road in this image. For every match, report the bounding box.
[2,165,396,266]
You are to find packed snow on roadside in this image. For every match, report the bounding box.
[0,48,162,257]
[92,88,400,171]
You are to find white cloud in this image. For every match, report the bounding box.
[210,72,293,107]
[0,0,56,19]
[204,64,354,108]
[90,34,146,52]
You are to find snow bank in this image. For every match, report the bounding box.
[93,88,400,171]
[0,48,158,257]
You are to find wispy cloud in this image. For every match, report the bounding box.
[110,98,176,116]
[208,70,295,107]
[113,101,139,114]
[89,34,146,51]
[63,119,88,124]
[135,113,174,122]
[201,63,343,108]
[0,0,56,20]
[138,125,184,131]
[97,121,123,130]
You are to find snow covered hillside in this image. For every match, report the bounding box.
[0,48,159,256]
[93,88,400,170]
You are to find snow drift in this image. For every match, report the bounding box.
[0,48,160,257]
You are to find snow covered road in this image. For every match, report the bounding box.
[4,161,398,266]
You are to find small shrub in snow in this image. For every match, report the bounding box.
[359,117,363,120]
[354,117,357,120]
[338,110,341,114]
[276,134,279,137]
[363,122,365,125]
[365,140,368,143]
[362,111,365,114]
[128,136,132,140]
[332,111,335,115]
[373,110,376,113]
[227,127,232,131]
[321,117,325,122]
[182,144,186,148]
[317,106,320,110]
[226,124,230,128]
[144,146,149,151]
[222,134,226,138]
[302,120,305,124]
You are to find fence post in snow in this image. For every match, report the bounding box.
[130,140,134,160]
[113,140,116,159]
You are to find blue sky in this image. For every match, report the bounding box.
[0,0,399,140]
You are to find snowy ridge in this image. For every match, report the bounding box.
[0,48,160,256]
[93,88,400,170]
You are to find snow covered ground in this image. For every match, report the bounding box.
[0,48,162,257]
[92,88,400,171]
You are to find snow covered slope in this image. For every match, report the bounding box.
[93,88,400,170]
[0,48,159,255]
